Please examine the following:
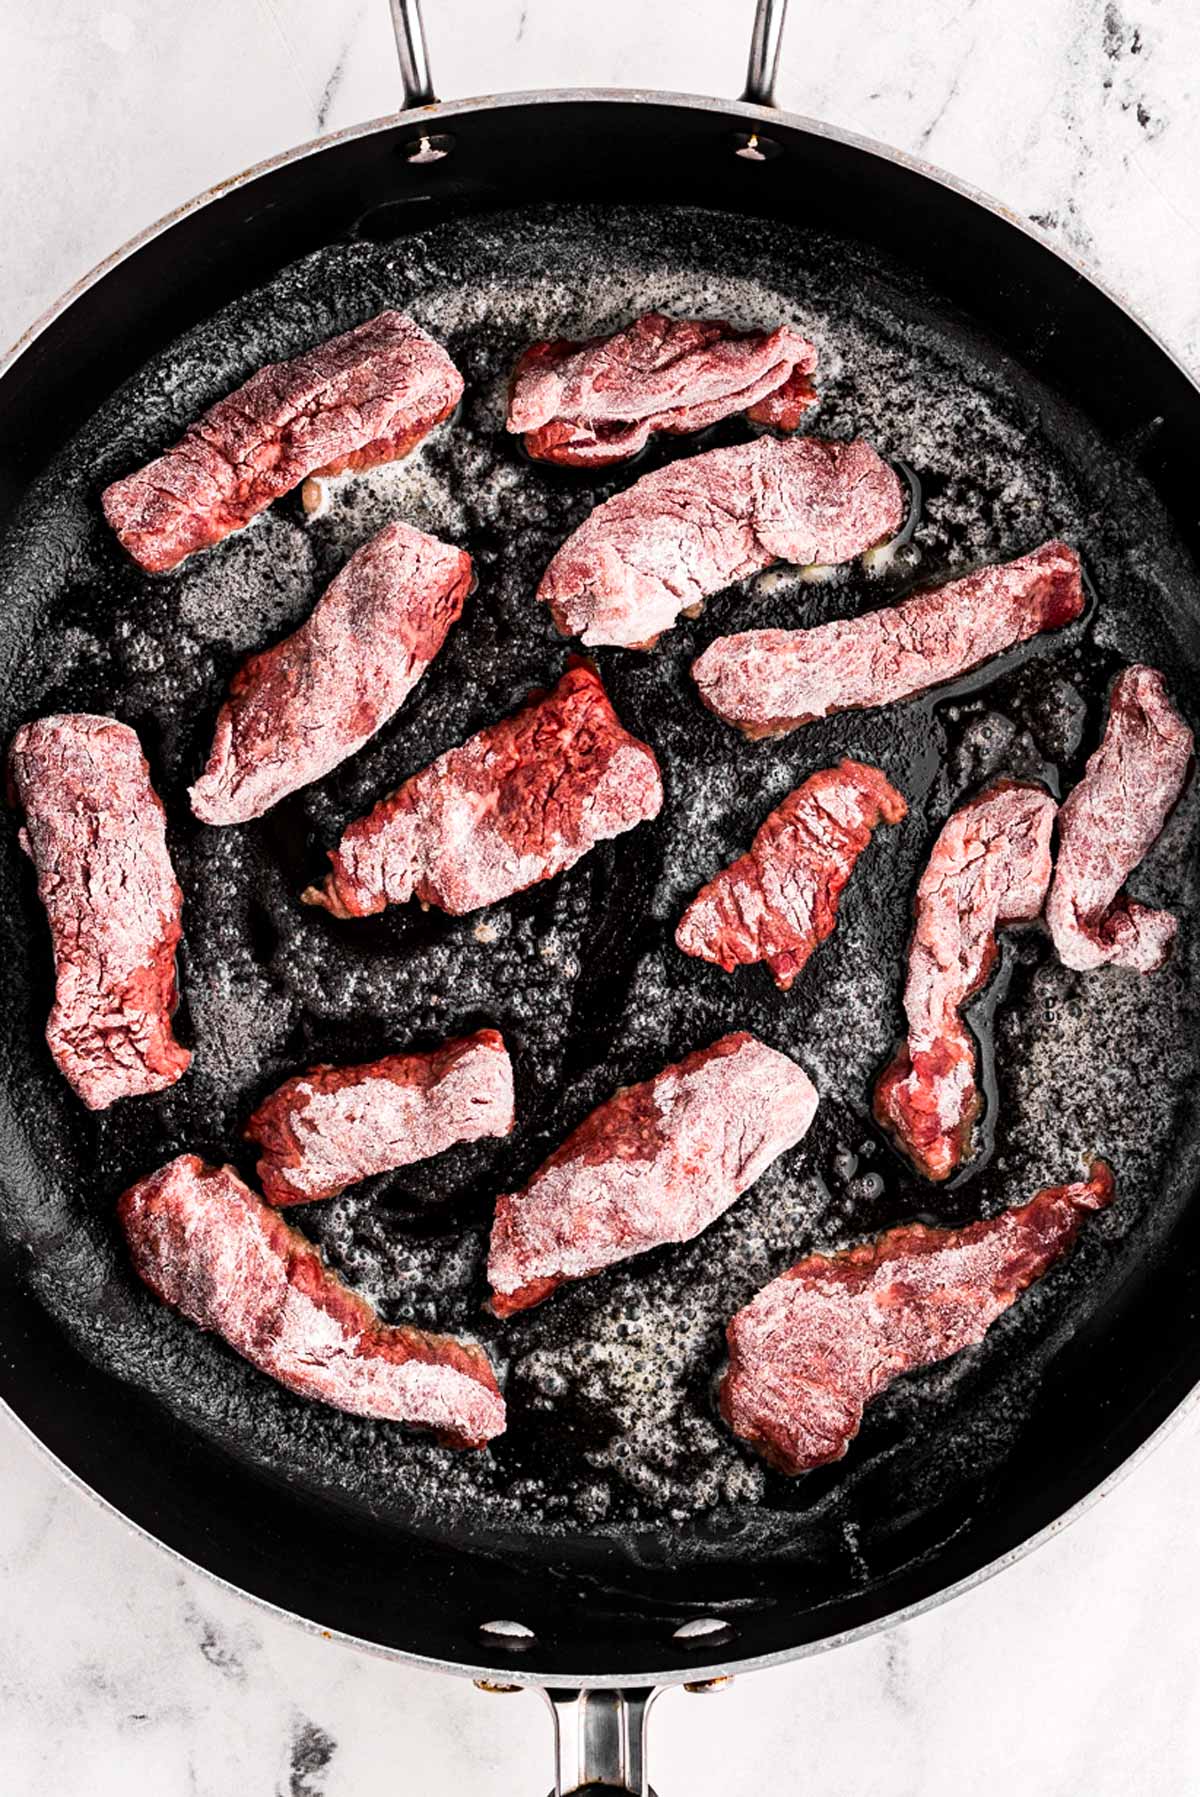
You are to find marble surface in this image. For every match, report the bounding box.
[2,2,1200,1792]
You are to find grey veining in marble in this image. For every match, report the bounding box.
[2,2,1199,1793]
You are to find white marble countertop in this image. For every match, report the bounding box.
[2,3,1200,1793]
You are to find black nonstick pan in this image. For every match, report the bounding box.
[2,3,1199,1789]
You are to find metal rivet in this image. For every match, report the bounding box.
[403,131,456,165]
[730,130,782,162]
[684,1676,735,1695]
[672,1618,736,1642]
[479,1619,536,1647]
[474,1678,525,1694]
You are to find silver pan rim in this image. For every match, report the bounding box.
[2,84,1198,1687]
[3,86,1198,394]
[6,1378,1199,1688]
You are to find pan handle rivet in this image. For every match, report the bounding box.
[672,1618,736,1644]
[683,1676,735,1694]
[730,130,782,162]
[474,1678,525,1694]
[403,131,456,165]
[479,1618,536,1649]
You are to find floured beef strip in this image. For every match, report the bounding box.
[305,661,663,919]
[693,540,1084,738]
[190,520,473,825]
[1046,665,1193,974]
[119,1154,506,1447]
[721,1160,1113,1475]
[676,759,907,989]
[487,1031,818,1317]
[7,714,190,1109]
[247,1029,515,1207]
[875,781,1056,1182]
[102,312,463,573]
[508,312,818,467]
[538,436,903,649]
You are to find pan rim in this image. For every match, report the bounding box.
[5,1377,1198,1686]
[2,82,1199,1683]
[3,86,1198,395]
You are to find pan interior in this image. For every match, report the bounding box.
[1,201,1198,1596]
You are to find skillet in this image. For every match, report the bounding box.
[1,3,1199,1789]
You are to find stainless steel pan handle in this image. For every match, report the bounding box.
[544,1687,662,1796]
[471,1681,733,1795]
[742,0,789,105]
[389,0,791,110]
[390,0,437,105]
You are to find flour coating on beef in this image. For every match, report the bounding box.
[7,713,190,1109]
[537,436,903,649]
[676,759,907,989]
[118,1154,506,1446]
[875,781,1056,1181]
[305,661,663,919]
[507,311,818,467]
[101,312,463,573]
[1046,665,1193,973]
[693,540,1084,738]
[247,1029,514,1206]
[487,1031,819,1316]
[190,520,472,824]
[720,1160,1113,1474]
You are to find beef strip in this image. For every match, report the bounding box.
[693,540,1084,738]
[720,1160,1113,1475]
[118,1154,506,1447]
[487,1031,818,1316]
[507,311,818,467]
[537,436,903,650]
[304,661,663,919]
[7,714,190,1109]
[676,759,908,989]
[247,1029,515,1207]
[1046,664,1193,973]
[190,520,473,825]
[874,781,1056,1181]
[102,312,463,573]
